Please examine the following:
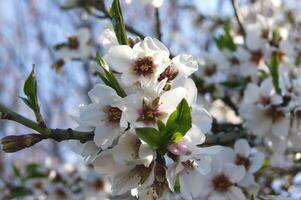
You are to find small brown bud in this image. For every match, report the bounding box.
[1,134,42,153]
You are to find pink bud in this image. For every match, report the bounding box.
[167,140,189,156]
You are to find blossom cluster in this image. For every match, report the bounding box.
[64,28,265,199]
[197,2,301,166]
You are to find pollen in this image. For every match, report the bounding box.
[138,105,161,125]
[133,56,156,77]
[103,106,122,124]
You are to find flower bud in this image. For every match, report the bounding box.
[1,134,42,153]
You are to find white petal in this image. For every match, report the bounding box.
[238,172,255,188]
[77,28,90,44]
[271,117,290,138]
[94,125,121,149]
[179,169,205,200]
[171,54,198,78]
[79,103,105,126]
[166,162,184,190]
[225,164,245,183]
[111,168,140,195]
[99,28,118,51]
[133,37,169,56]
[88,84,121,104]
[260,78,274,95]
[244,84,260,104]
[234,139,251,157]
[227,186,246,200]
[138,142,154,167]
[192,106,212,134]
[111,132,139,165]
[93,151,128,175]
[249,152,265,173]
[105,45,134,73]
[194,155,212,175]
[208,193,227,200]
[159,87,186,114]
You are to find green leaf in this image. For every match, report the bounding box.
[23,66,38,110]
[96,52,127,97]
[136,127,161,149]
[25,163,48,179]
[166,98,192,143]
[109,0,129,45]
[13,165,21,178]
[268,53,281,94]
[220,78,248,89]
[157,119,166,133]
[214,20,236,51]
[4,186,32,200]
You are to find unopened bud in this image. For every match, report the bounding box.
[1,134,42,153]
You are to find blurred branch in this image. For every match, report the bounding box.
[0,101,246,153]
[155,8,162,40]
[230,0,246,37]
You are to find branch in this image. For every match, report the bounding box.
[0,103,244,153]
[0,103,94,152]
[155,8,162,40]
[230,0,246,37]
[93,6,145,39]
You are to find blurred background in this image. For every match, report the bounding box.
[1,0,301,199]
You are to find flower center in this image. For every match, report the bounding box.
[182,160,195,170]
[137,99,164,125]
[158,66,179,82]
[230,57,240,65]
[68,36,80,49]
[204,65,217,76]
[258,96,271,106]
[250,50,263,65]
[133,56,156,77]
[55,188,68,198]
[93,178,105,191]
[103,106,122,124]
[264,107,285,122]
[235,154,251,170]
[212,173,232,192]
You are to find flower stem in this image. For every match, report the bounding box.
[231,0,246,37]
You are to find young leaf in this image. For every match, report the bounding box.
[268,52,281,94]
[166,98,192,143]
[214,20,236,52]
[109,0,129,45]
[96,52,127,97]
[23,67,38,110]
[136,127,161,149]
[21,66,45,126]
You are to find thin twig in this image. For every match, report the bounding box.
[230,0,246,37]
[0,102,245,152]
[0,103,94,143]
[155,8,162,40]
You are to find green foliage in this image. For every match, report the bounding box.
[214,20,237,51]
[166,99,192,143]
[268,53,281,94]
[3,187,32,200]
[95,52,127,97]
[22,66,38,111]
[220,78,248,89]
[136,99,192,153]
[136,127,162,149]
[109,0,129,45]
